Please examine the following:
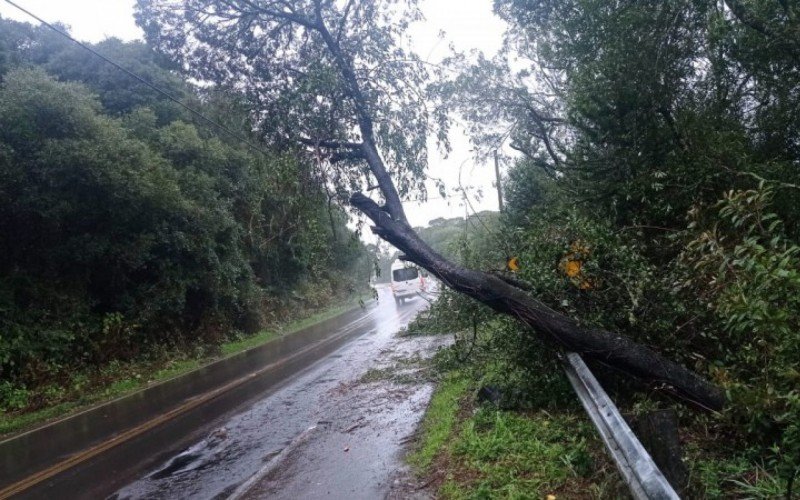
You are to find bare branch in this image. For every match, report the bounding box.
[297,137,363,149]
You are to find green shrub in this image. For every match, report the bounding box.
[678,185,800,481]
[0,381,29,411]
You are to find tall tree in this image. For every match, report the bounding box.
[136,0,724,410]
[463,0,800,233]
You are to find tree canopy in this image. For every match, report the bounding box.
[0,18,370,411]
[455,0,800,233]
[135,0,726,411]
[136,0,450,209]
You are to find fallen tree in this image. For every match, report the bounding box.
[137,0,725,411]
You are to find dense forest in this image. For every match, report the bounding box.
[0,18,371,415]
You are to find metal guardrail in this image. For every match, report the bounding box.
[563,352,680,500]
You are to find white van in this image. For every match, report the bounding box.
[390,261,426,305]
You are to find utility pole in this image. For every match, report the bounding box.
[494,149,504,212]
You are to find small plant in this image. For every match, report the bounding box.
[0,381,29,412]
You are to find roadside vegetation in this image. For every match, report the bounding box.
[0,295,365,437]
[409,207,796,497]
[1,0,798,497]
[0,19,372,428]
[402,1,800,498]
[407,364,626,498]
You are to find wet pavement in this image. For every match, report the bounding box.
[3,295,387,499]
[113,285,446,500]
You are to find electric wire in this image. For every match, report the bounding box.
[2,0,272,157]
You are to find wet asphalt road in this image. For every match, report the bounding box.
[113,286,444,500]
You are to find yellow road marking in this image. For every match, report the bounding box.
[0,317,372,499]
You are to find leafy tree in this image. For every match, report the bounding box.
[41,38,189,123]
[136,0,724,410]
[0,68,254,374]
[465,0,800,235]
[0,17,34,79]
[0,17,191,122]
[0,28,370,408]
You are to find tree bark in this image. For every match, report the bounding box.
[351,192,726,412]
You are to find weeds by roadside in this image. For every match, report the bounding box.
[0,295,368,437]
[409,369,625,499]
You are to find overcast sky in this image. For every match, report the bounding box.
[0,0,510,229]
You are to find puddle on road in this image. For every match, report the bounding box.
[148,427,233,479]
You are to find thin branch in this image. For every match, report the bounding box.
[297,137,363,149]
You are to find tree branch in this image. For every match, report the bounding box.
[723,0,774,37]
[312,6,409,224]
[239,0,317,28]
[297,137,363,149]
[351,192,726,412]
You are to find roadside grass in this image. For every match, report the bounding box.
[409,373,785,500]
[687,455,786,499]
[0,295,369,438]
[682,432,789,499]
[409,371,625,499]
[440,408,624,499]
[0,402,81,437]
[407,372,470,471]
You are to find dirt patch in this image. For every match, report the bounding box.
[386,465,436,500]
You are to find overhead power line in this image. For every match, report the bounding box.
[2,0,272,156]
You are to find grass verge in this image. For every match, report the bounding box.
[408,372,470,471]
[0,294,369,437]
[409,371,625,499]
[410,371,787,499]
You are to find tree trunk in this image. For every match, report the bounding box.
[248,2,726,413]
[351,192,726,412]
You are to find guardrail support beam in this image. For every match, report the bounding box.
[563,352,680,500]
